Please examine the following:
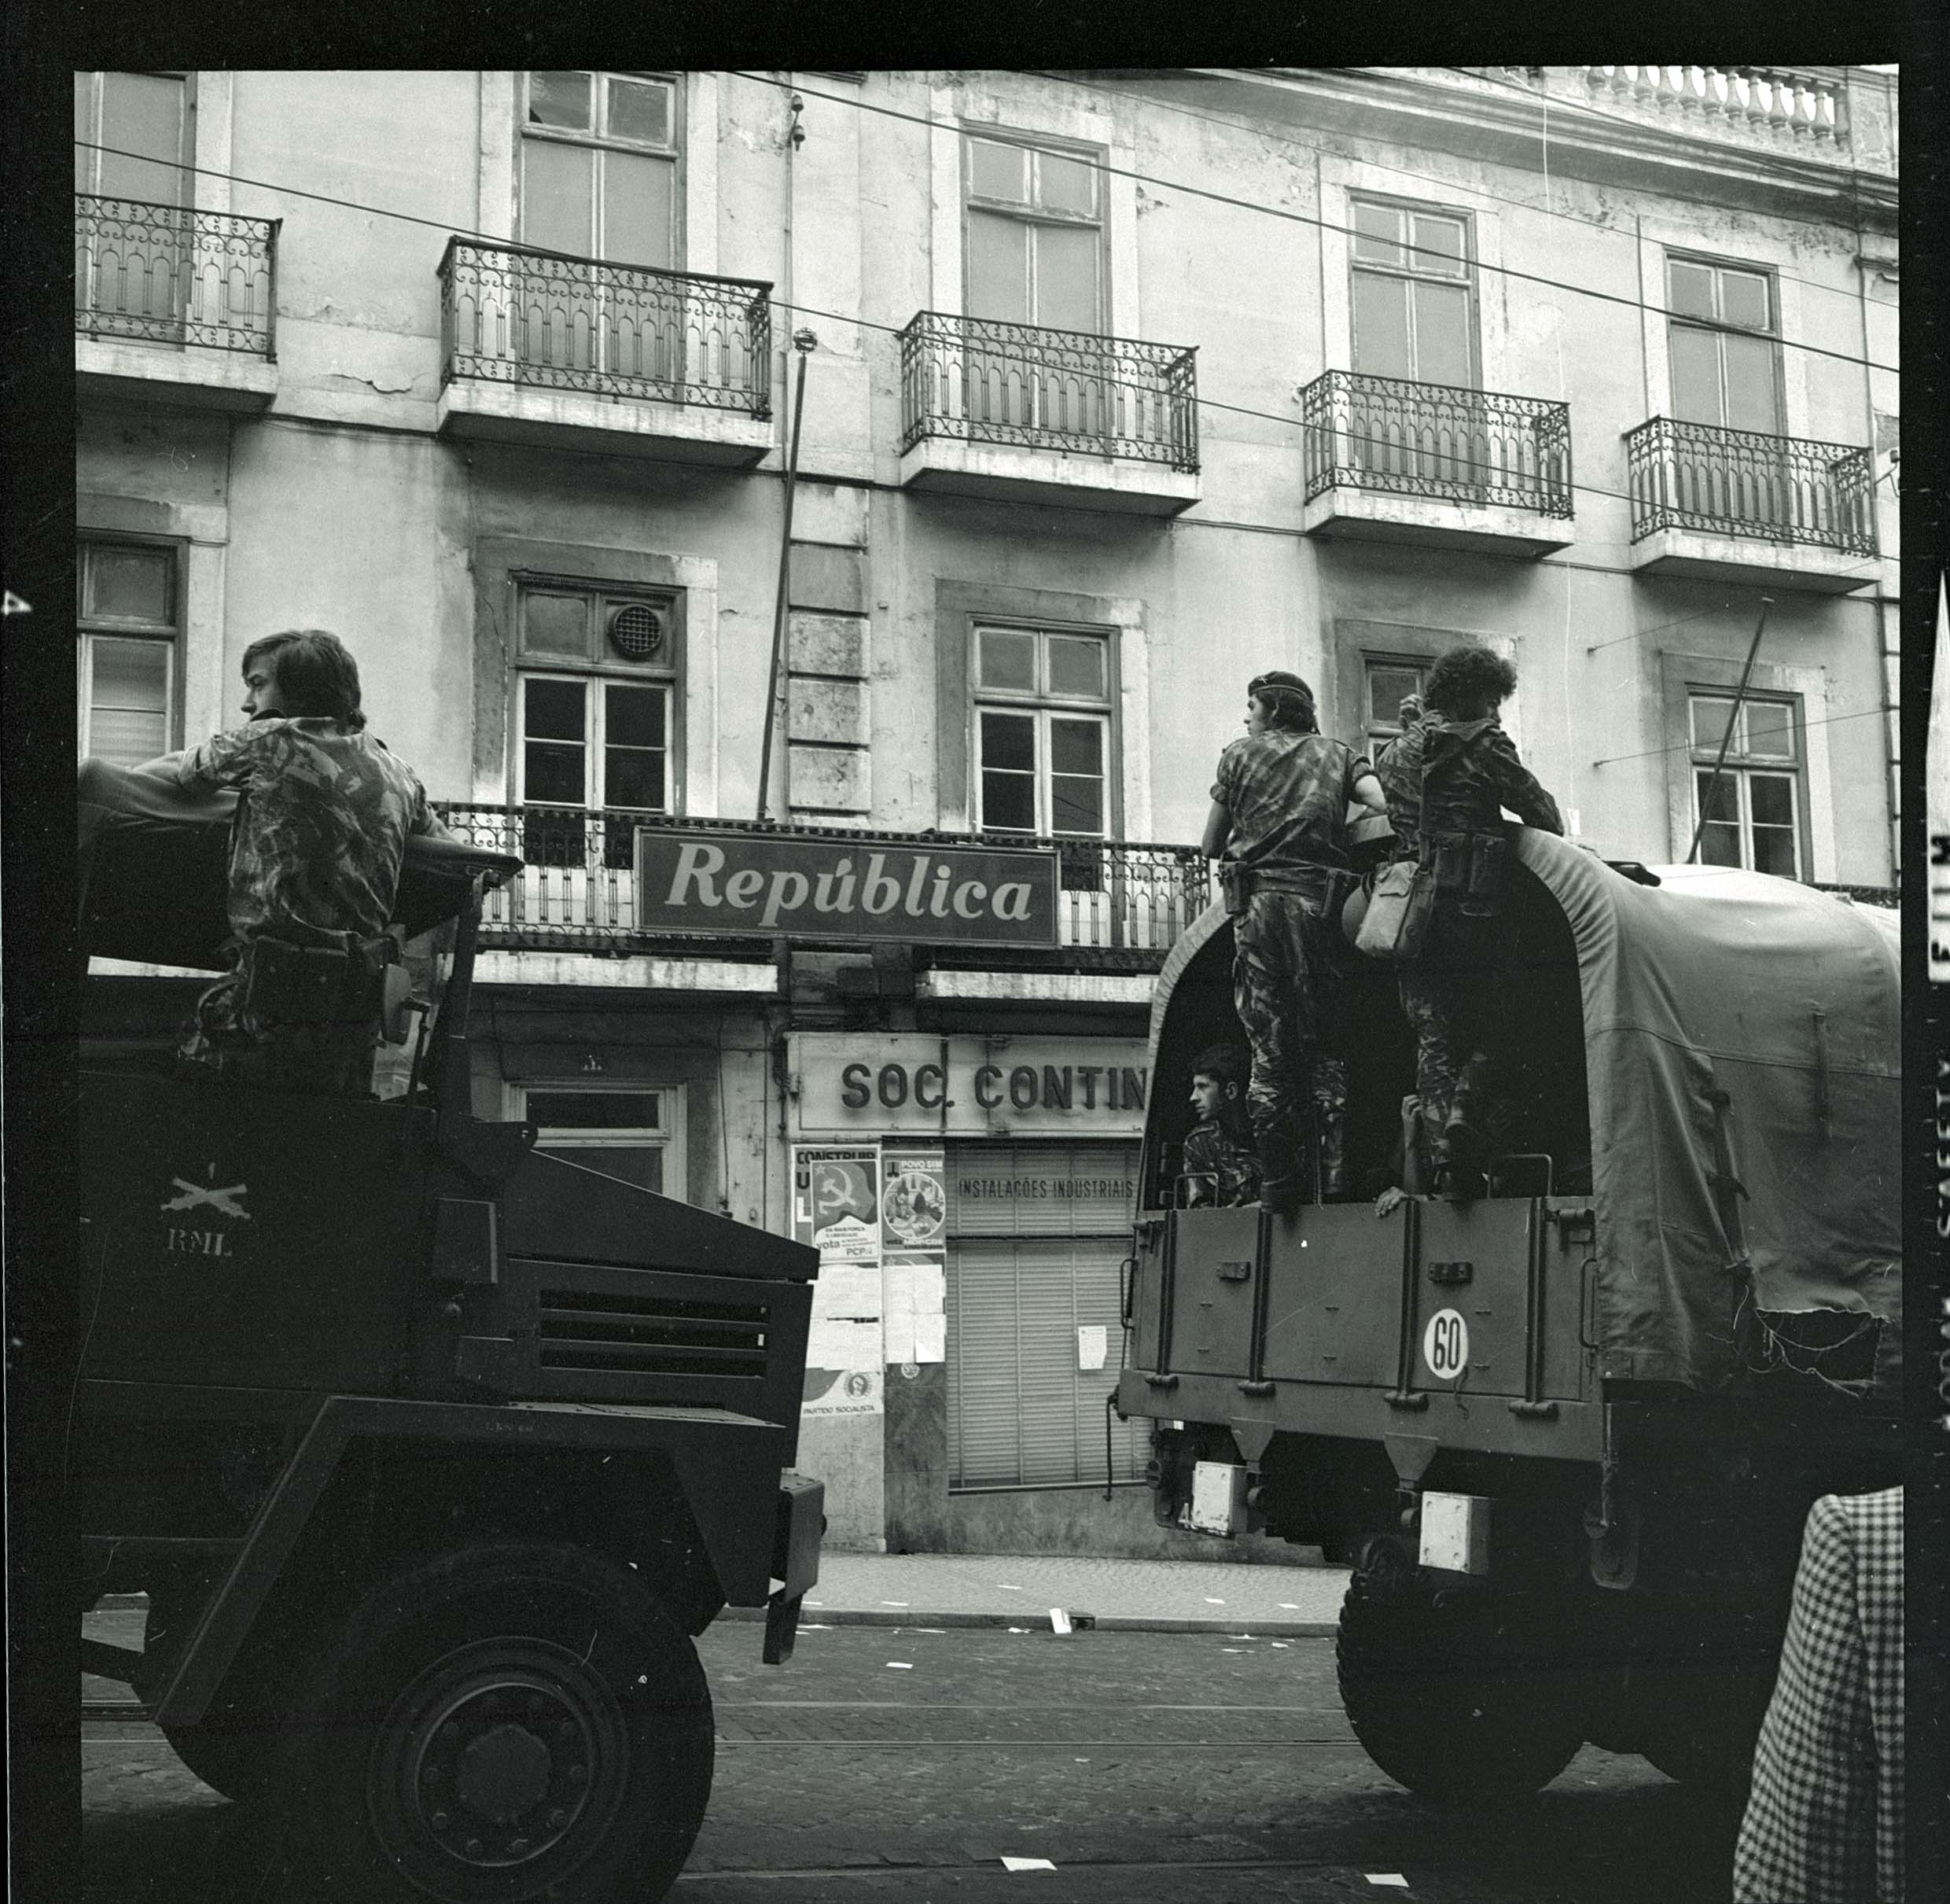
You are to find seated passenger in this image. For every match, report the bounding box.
[1374,646,1562,1195]
[1179,1044,1261,1208]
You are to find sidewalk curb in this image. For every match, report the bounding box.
[718,1606,1338,1639]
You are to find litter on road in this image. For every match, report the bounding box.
[1050,1608,1073,1635]
[1000,1857,1058,1872]
[1364,1877,1411,1889]
[885,1661,913,1670]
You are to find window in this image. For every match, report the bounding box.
[1689,693,1802,877]
[513,581,681,868]
[1349,198,1475,389]
[75,72,189,338]
[1666,257,1781,436]
[973,625,1113,838]
[964,135,1104,334]
[78,540,178,767]
[521,71,680,268]
[514,1085,686,1202]
[1363,656,1428,756]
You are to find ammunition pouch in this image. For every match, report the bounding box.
[1422,830,1510,918]
[241,927,400,1025]
[1218,859,1252,916]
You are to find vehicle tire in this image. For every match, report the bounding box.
[272,1541,714,1904]
[1336,1569,1584,1804]
[1634,1662,1772,1803]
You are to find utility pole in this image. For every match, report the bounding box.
[756,328,817,823]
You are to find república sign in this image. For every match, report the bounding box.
[633,828,1059,947]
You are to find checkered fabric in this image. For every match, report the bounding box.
[1732,1487,1904,1903]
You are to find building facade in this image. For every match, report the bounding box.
[76,65,1899,1555]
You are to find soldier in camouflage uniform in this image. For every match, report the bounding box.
[1179,1043,1260,1207]
[1374,645,1562,1185]
[1204,671,1387,1213]
[139,629,451,1096]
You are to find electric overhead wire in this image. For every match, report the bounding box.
[1025,68,1882,310]
[1589,699,1890,768]
[71,135,1893,572]
[727,72,1898,377]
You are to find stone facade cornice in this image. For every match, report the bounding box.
[1190,68,1896,236]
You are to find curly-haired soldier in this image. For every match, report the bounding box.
[1374,645,1562,1185]
[1204,670,1386,1212]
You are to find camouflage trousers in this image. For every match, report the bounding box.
[178,966,377,1099]
[1231,889,1348,1200]
[1396,908,1511,1137]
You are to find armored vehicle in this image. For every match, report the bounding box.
[75,788,823,1902]
[1119,830,1899,1801]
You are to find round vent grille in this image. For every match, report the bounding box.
[608,603,666,661]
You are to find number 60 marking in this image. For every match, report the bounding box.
[1422,1307,1470,1381]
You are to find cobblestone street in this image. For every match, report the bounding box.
[83,1615,1742,1903]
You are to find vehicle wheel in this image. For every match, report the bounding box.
[274,1542,713,1903]
[1336,1569,1584,1804]
[1635,1662,1772,1802]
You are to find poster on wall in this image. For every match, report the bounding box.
[881,1147,947,1252]
[793,1145,885,1415]
[792,1145,882,1265]
[881,1146,946,1368]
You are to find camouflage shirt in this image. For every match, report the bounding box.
[1181,1118,1261,1207]
[1374,716,1562,863]
[1211,731,1371,875]
[165,718,448,943]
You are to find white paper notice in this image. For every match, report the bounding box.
[815,1259,884,1320]
[913,1310,946,1364]
[1000,1858,1056,1873]
[1076,1324,1107,1371]
[911,1261,946,1314]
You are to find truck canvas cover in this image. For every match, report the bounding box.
[1150,830,1900,1400]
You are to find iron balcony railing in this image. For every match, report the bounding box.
[74,194,278,358]
[898,311,1198,472]
[1625,417,1876,557]
[438,237,773,417]
[434,805,1212,959]
[1301,370,1573,517]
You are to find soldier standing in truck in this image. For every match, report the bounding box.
[132,628,451,1096]
[1179,1043,1260,1207]
[1201,670,1386,1212]
[1373,645,1562,1188]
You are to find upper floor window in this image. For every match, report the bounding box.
[973,624,1113,838]
[1690,692,1801,876]
[1349,197,1475,388]
[78,539,179,767]
[514,580,681,866]
[521,71,681,269]
[1666,256,1781,436]
[964,135,1104,335]
[74,71,186,204]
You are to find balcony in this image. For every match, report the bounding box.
[1300,370,1573,556]
[74,194,279,411]
[897,311,1201,516]
[436,806,1212,970]
[1624,417,1877,594]
[434,238,775,466]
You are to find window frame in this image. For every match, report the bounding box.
[74,69,191,202]
[510,575,685,817]
[1663,251,1786,436]
[969,621,1117,840]
[960,129,1109,337]
[506,1080,688,1205]
[517,68,686,267]
[1347,191,1480,389]
[1687,689,1806,878]
[1360,653,1431,757]
[76,534,185,765]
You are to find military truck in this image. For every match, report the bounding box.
[75,791,823,1902]
[1117,830,1900,1802]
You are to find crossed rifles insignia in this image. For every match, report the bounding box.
[161,1177,252,1221]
